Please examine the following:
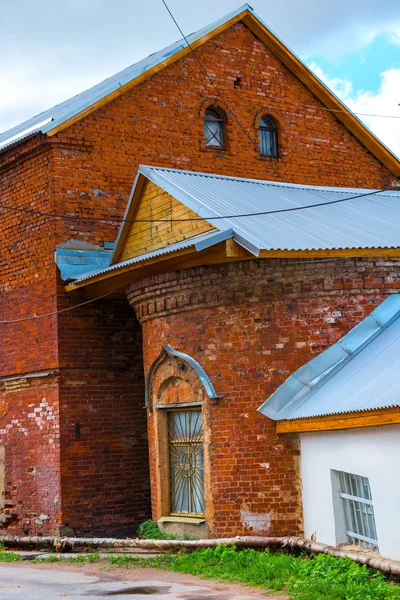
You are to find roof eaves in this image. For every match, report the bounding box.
[258,294,400,421]
[67,229,233,287]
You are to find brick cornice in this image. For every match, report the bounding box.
[127,257,400,323]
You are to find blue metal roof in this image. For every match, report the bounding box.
[55,248,112,282]
[258,294,400,420]
[68,229,232,284]
[130,166,400,254]
[0,5,251,150]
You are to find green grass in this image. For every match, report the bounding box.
[107,546,400,600]
[1,539,399,599]
[0,549,22,562]
[33,553,101,564]
[137,519,197,541]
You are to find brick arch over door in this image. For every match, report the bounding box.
[145,344,217,534]
[145,344,221,410]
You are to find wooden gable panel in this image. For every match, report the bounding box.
[119,180,216,262]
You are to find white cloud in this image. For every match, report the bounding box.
[310,63,400,158]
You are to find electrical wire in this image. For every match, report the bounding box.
[159,0,398,210]
[160,0,287,183]
[1,5,399,328]
[159,3,400,121]
[0,246,397,324]
[0,291,116,324]
[0,4,397,226]
[209,95,400,121]
[0,188,395,224]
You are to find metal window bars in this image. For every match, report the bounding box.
[204,109,224,148]
[168,410,205,516]
[338,471,379,551]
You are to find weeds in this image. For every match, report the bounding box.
[33,553,100,564]
[0,549,22,562]
[0,536,399,599]
[119,545,400,600]
[137,519,197,541]
[137,520,176,540]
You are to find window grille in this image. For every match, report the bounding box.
[258,115,278,157]
[338,471,378,551]
[204,108,224,148]
[168,410,205,515]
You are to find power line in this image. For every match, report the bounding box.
[160,0,287,183]
[0,188,393,224]
[0,246,397,324]
[160,0,392,208]
[215,95,400,121]
[0,291,116,324]
[159,2,400,122]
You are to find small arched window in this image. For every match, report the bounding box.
[258,115,278,158]
[204,107,225,148]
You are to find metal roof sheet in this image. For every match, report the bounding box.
[0,5,251,149]
[137,166,400,253]
[55,248,113,282]
[69,229,232,284]
[258,294,400,420]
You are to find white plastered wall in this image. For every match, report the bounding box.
[300,425,400,561]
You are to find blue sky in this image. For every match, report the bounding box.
[309,34,400,94]
[1,0,400,155]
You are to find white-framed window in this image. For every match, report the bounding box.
[337,470,379,551]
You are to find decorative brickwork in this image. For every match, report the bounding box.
[128,257,400,537]
[0,20,398,535]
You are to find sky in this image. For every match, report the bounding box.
[1,0,400,156]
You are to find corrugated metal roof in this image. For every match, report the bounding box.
[70,229,232,284]
[137,166,400,253]
[258,294,400,420]
[0,5,251,149]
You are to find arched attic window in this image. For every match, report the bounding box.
[258,115,278,158]
[204,107,225,148]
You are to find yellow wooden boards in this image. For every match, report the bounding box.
[276,407,400,433]
[119,180,215,262]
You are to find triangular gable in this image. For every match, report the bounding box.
[114,172,216,264]
[2,5,399,175]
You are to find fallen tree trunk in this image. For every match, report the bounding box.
[1,535,399,577]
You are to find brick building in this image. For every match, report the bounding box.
[1,5,399,539]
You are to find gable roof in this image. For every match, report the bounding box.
[64,165,400,291]
[112,165,400,263]
[258,294,400,421]
[1,6,400,175]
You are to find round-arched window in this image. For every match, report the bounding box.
[258,115,278,157]
[204,108,225,148]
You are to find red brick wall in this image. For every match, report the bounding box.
[0,377,61,535]
[128,257,400,537]
[50,22,396,249]
[1,19,398,535]
[0,141,61,533]
[56,286,151,536]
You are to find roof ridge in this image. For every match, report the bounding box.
[141,165,395,196]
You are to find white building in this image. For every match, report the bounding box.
[259,294,400,560]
